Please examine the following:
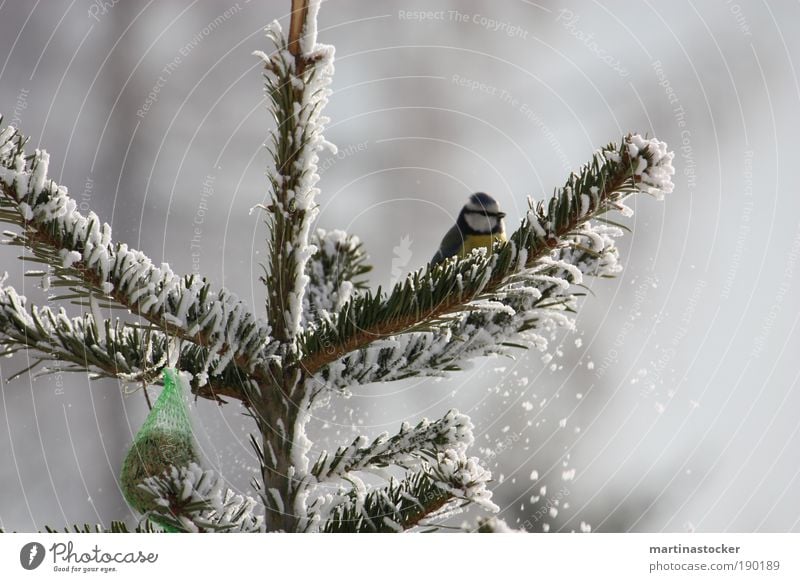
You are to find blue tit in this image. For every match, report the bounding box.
[431,192,507,265]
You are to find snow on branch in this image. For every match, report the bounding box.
[137,463,264,532]
[0,280,252,400]
[0,278,156,380]
[299,135,674,376]
[302,228,371,327]
[311,409,473,481]
[314,222,622,389]
[320,449,497,533]
[254,12,335,348]
[0,121,276,398]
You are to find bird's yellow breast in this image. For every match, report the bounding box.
[459,232,507,258]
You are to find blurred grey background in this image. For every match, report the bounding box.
[1,0,799,532]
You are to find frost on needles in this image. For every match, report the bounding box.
[0,0,674,533]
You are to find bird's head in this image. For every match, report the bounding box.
[461,192,506,234]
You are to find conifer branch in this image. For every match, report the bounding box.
[320,449,497,533]
[302,228,371,326]
[311,410,472,481]
[0,282,249,400]
[288,0,309,62]
[321,474,453,533]
[136,463,264,532]
[0,121,275,401]
[299,135,674,375]
[255,18,334,349]
[312,226,622,390]
[250,9,336,531]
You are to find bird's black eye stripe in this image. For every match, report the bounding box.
[465,209,502,217]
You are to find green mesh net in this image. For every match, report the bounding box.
[121,368,199,521]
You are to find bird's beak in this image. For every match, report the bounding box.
[497,212,506,218]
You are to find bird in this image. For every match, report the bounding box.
[431,192,507,266]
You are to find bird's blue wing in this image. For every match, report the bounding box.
[431,224,464,265]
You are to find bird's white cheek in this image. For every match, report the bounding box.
[464,213,497,232]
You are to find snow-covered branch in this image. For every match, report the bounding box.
[302,228,371,327]
[246,3,346,532]
[300,134,674,377]
[313,222,622,390]
[0,122,276,400]
[311,409,473,481]
[0,280,251,400]
[137,463,264,532]
[320,449,497,533]
[255,15,335,348]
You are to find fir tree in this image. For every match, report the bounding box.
[0,0,674,532]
